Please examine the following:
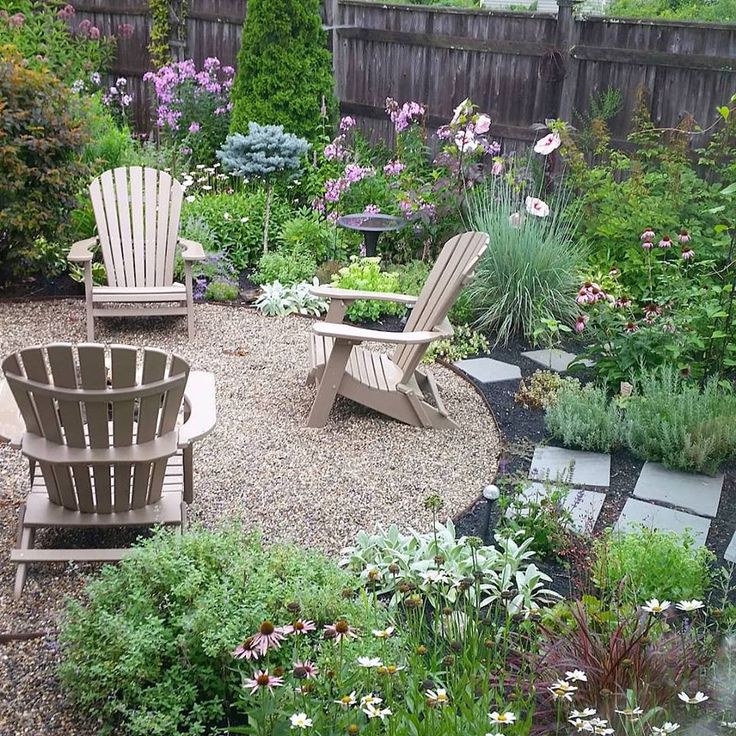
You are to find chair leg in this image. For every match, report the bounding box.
[185,262,195,340]
[13,504,34,600]
[180,502,188,534]
[84,262,95,341]
[307,340,354,428]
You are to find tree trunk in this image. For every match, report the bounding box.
[262,184,273,254]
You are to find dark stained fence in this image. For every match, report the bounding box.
[69,0,735,148]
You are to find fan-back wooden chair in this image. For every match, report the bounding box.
[68,166,205,341]
[0,343,216,598]
[306,231,489,428]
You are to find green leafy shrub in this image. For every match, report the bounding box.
[330,257,404,322]
[391,259,432,296]
[205,279,239,301]
[593,526,715,603]
[278,209,347,263]
[623,366,736,474]
[229,0,334,145]
[0,1,113,84]
[423,324,489,363]
[184,190,294,270]
[253,249,316,286]
[465,178,584,344]
[0,50,90,281]
[81,94,134,174]
[515,370,580,410]
[59,527,374,736]
[545,383,622,452]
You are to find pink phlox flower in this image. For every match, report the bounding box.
[88,26,100,39]
[188,122,201,133]
[383,160,405,176]
[339,116,357,131]
[475,113,491,134]
[364,204,381,214]
[324,138,346,161]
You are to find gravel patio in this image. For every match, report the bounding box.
[0,300,499,735]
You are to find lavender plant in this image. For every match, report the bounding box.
[218,123,309,253]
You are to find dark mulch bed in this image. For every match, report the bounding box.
[0,274,83,300]
[449,335,736,567]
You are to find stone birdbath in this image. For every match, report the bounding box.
[337,213,405,257]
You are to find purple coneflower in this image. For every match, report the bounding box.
[324,618,358,642]
[640,227,655,242]
[624,321,639,333]
[678,229,691,244]
[232,636,259,660]
[290,619,317,635]
[250,620,288,656]
[292,660,319,679]
[575,315,588,333]
[658,235,673,249]
[243,669,284,694]
[681,246,694,260]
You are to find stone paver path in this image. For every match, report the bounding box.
[529,446,611,488]
[615,498,711,547]
[454,357,521,383]
[633,461,723,517]
[725,533,736,563]
[521,348,591,372]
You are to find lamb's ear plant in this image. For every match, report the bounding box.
[217,123,309,253]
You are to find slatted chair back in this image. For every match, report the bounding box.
[2,344,189,513]
[89,166,184,288]
[392,231,489,379]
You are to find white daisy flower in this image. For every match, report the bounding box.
[678,691,709,704]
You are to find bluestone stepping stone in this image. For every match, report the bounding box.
[633,461,723,517]
[506,482,606,533]
[529,446,611,487]
[454,357,521,383]
[521,348,591,372]
[725,532,736,563]
[615,498,710,547]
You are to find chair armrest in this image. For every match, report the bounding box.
[178,371,216,447]
[310,284,418,305]
[179,237,206,261]
[68,236,98,263]
[0,378,23,448]
[313,321,446,345]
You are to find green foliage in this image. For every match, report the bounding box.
[330,257,405,322]
[593,527,715,603]
[514,370,580,410]
[623,366,736,474]
[205,279,240,301]
[0,50,90,281]
[423,324,490,363]
[391,259,432,296]
[184,189,295,270]
[59,527,372,736]
[253,249,317,286]
[148,0,175,68]
[500,478,576,561]
[607,0,736,22]
[465,178,584,344]
[545,382,622,453]
[278,209,348,263]
[229,0,335,145]
[0,1,113,85]
[81,94,135,174]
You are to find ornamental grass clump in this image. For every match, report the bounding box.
[623,365,736,474]
[465,177,584,344]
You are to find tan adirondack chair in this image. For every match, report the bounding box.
[306,231,489,428]
[0,343,216,598]
[68,167,205,341]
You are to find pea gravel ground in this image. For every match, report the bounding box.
[0,300,499,735]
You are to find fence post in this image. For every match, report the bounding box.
[556,0,579,122]
[328,0,341,101]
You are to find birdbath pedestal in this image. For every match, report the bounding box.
[337,214,405,257]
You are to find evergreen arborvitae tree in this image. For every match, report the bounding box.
[229,0,335,145]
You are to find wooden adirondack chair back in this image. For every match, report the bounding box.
[392,231,489,378]
[2,344,189,513]
[90,166,184,288]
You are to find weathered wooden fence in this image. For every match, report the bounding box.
[71,0,736,147]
